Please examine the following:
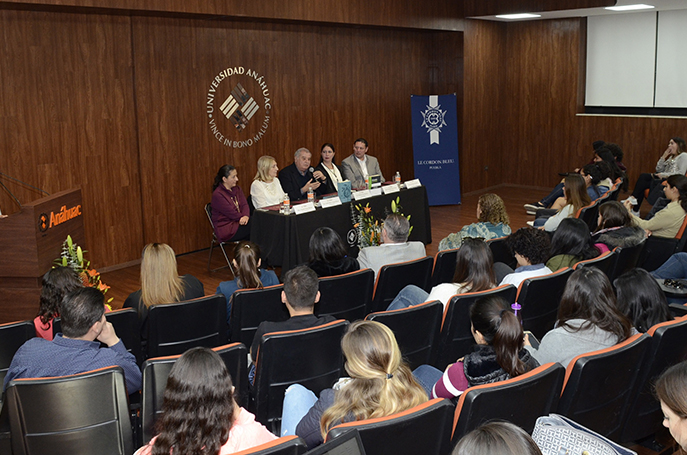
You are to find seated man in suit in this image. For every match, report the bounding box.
[279,147,327,202]
[340,138,384,189]
[250,265,336,364]
[4,287,142,393]
[357,213,426,277]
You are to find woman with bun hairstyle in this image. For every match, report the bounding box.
[592,201,646,253]
[623,174,687,238]
[134,347,276,455]
[413,296,539,399]
[217,241,279,325]
[281,320,427,449]
[212,164,250,242]
[250,156,284,209]
[655,360,687,454]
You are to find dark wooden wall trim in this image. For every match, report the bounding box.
[464,0,615,17]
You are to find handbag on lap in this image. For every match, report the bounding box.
[531,414,636,455]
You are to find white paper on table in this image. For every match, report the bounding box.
[382,184,400,194]
[405,179,422,189]
[292,202,316,214]
[353,190,372,200]
[320,197,342,208]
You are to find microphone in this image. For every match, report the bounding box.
[309,167,325,183]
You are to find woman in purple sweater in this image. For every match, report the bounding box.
[211,164,251,242]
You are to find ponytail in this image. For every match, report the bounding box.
[233,242,263,289]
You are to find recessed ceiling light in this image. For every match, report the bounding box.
[495,13,542,19]
[605,4,655,11]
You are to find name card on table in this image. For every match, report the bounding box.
[320,197,342,208]
[370,188,383,197]
[382,184,400,194]
[352,190,372,200]
[405,179,422,189]
[292,202,316,215]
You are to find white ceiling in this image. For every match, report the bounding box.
[473,0,687,22]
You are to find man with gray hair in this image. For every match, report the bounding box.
[279,147,327,201]
[357,213,426,277]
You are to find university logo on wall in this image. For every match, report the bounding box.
[206,67,271,148]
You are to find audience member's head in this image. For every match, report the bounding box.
[595,160,612,181]
[557,267,632,342]
[597,201,633,232]
[655,360,687,453]
[563,173,591,214]
[477,193,510,226]
[507,228,550,266]
[665,174,687,212]
[470,296,530,378]
[580,164,602,187]
[282,265,319,311]
[453,238,496,292]
[233,241,265,289]
[152,347,236,455]
[140,243,184,307]
[320,320,427,436]
[309,227,348,264]
[452,421,543,455]
[604,142,624,163]
[254,155,278,182]
[60,287,106,339]
[38,266,83,324]
[549,218,599,261]
[672,137,686,155]
[382,213,411,244]
[212,164,236,191]
[594,148,624,181]
[614,268,673,333]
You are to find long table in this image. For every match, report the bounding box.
[250,185,432,272]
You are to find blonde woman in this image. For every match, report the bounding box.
[123,243,204,337]
[281,320,427,449]
[439,193,511,251]
[250,155,284,209]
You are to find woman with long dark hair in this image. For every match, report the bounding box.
[387,238,496,310]
[135,347,276,455]
[592,201,646,252]
[306,227,359,277]
[314,143,344,195]
[525,267,632,367]
[655,360,687,455]
[413,295,539,399]
[546,218,600,271]
[211,164,250,242]
[35,266,83,340]
[624,174,687,238]
[614,268,673,333]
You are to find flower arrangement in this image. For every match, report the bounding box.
[351,197,412,248]
[54,235,113,304]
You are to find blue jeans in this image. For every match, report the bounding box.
[540,183,565,208]
[386,285,429,311]
[280,384,318,437]
[652,253,687,279]
[412,364,444,398]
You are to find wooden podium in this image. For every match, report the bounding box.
[0,188,86,323]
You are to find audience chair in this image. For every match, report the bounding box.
[606,242,646,283]
[325,398,455,455]
[315,269,374,321]
[575,200,600,231]
[5,366,133,455]
[621,316,687,442]
[370,256,433,313]
[145,294,228,359]
[253,320,349,433]
[486,236,517,270]
[141,342,248,445]
[232,435,307,455]
[106,308,142,365]
[205,202,238,275]
[431,248,459,287]
[451,362,565,442]
[558,333,650,441]
[433,285,517,370]
[607,178,623,201]
[638,216,687,272]
[669,303,687,317]
[230,284,288,347]
[518,267,573,340]
[365,300,442,370]
[572,250,615,277]
[0,320,35,387]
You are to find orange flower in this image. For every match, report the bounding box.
[370,232,375,242]
[97,282,110,292]
[87,268,99,277]
[353,223,360,228]
[364,206,371,213]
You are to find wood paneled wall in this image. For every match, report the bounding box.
[464,0,614,17]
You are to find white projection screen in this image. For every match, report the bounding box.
[655,9,687,108]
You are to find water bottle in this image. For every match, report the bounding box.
[307,186,314,203]
[282,193,290,214]
[395,171,401,184]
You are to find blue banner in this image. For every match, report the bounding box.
[411,94,460,206]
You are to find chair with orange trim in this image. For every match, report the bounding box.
[607,178,623,201]
[0,320,35,388]
[621,316,687,442]
[253,320,349,433]
[230,284,289,347]
[575,200,600,231]
[450,362,565,442]
[232,435,307,455]
[140,342,249,444]
[638,215,687,272]
[486,236,517,270]
[325,398,454,455]
[365,300,442,369]
[518,268,573,340]
[606,242,646,283]
[431,248,459,287]
[145,294,228,359]
[315,269,374,321]
[433,285,517,370]
[557,333,651,440]
[572,250,615,277]
[369,256,433,313]
[105,308,142,365]
[5,365,133,455]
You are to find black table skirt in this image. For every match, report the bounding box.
[250,186,432,272]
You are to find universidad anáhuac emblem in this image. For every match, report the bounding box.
[420,95,447,145]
